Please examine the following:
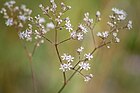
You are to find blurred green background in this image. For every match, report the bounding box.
[0,0,140,93]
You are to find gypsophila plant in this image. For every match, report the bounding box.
[0,0,133,93]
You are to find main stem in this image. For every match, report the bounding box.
[54,26,67,89]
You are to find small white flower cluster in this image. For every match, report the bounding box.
[107,8,132,30]
[96,8,132,46]
[59,46,93,81]
[19,15,49,46]
[60,2,71,12]
[65,17,73,32]
[70,31,83,40]
[112,8,127,21]
[60,53,74,72]
[97,31,109,39]
[83,12,93,26]
[39,0,71,19]
[0,0,32,28]
[70,24,88,40]
[19,24,32,41]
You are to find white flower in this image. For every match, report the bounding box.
[5,18,13,26]
[39,17,45,23]
[65,17,73,32]
[39,4,43,8]
[4,0,16,8]
[84,74,93,82]
[96,32,102,37]
[96,11,101,21]
[61,53,74,62]
[84,53,93,60]
[109,15,116,19]
[61,53,67,60]
[19,31,25,39]
[102,31,109,38]
[77,46,84,53]
[66,55,74,62]
[50,0,57,12]
[115,37,120,43]
[113,32,117,37]
[19,24,33,41]
[118,14,126,21]
[96,11,101,17]
[112,8,126,15]
[77,33,84,40]
[70,31,77,39]
[34,30,41,39]
[0,8,6,14]
[18,23,23,28]
[79,62,90,70]
[55,18,62,24]
[127,20,132,30]
[46,22,55,29]
[107,22,114,27]
[19,29,32,41]
[97,31,109,38]
[78,24,88,33]
[59,63,73,72]
[107,46,110,49]
[50,0,54,3]
[83,12,93,24]
[18,15,27,22]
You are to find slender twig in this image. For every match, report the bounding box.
[91,41,111,55]
[73,53,81,69]
[32,41,39,56]
[22,42,36,93]
[55,45,63,64]
[90,26,96,47]
[42,35,53,44]
[57,37,71,45]
[72,68,85,77]
[73,60,81,69]
[89,18,98,47]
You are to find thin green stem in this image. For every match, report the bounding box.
[89,18,98,47]
[23,42,36,93]
[54,25,67,89]
[42,35,53,44]
[57,37,71,45]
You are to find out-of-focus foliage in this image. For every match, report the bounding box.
[0,0,140,93]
